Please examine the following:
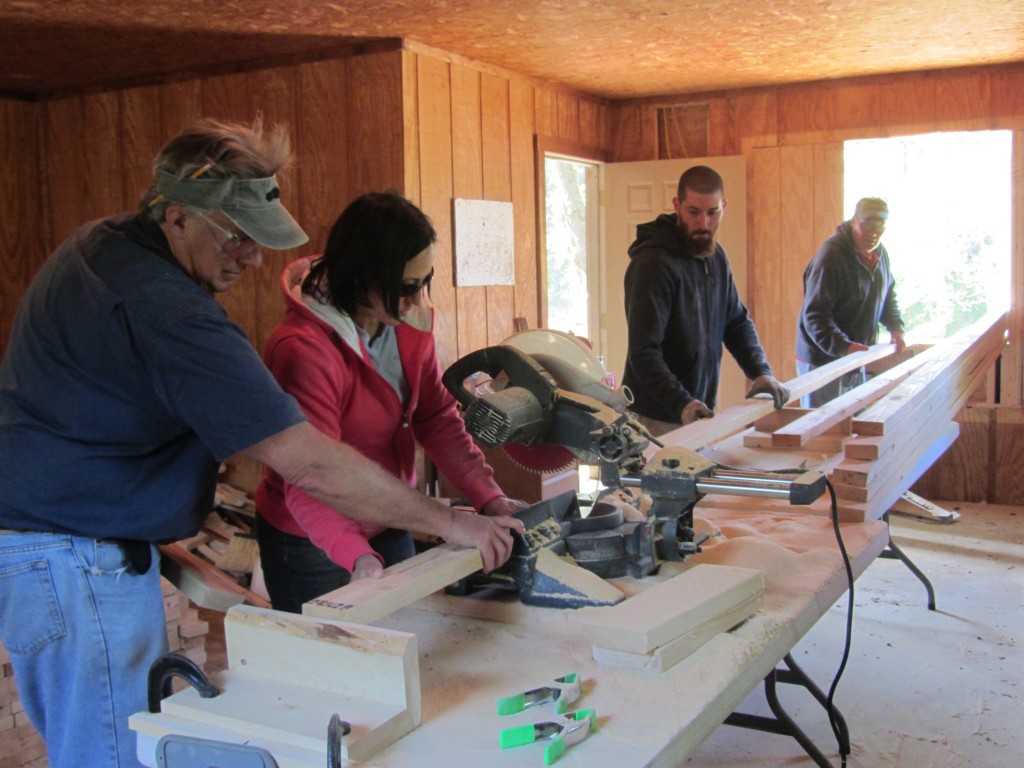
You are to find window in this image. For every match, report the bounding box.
[543,155,600,340]
[844,131,1012,342]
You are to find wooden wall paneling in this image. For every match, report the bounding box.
[607,103,656,162]
[990,406,1024,504]
[415,55,457,369]
[401,50,421,206]
[534,89,559,140]
[731,91,778,154]
[748,146,781,371]
[707,97,738,156]
[346,50,406,197]
[556,92,580,143]
[509,79,539,330]
[0,99,44,356]
[1003,130,1024,406]
[578,97,605,151]
[811,143,844,245]
[119,86,166,212]
[43,94,122,249]
[991,68,1024,130]
[931,70,993,132]
[294,59,350,256]
[879,76,938,138]
[822,82,882,142]
[450,64,487,359]
[480,73,514,346]
[157,80,203,142]
[775,145,816,380]
[911,404,991,502]
[777,87,830,146]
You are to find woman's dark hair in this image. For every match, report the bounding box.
[304,191,436,318]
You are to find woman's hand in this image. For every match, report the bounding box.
[480,496,528,517]
[351,553,384,581]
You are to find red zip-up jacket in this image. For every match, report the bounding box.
[255,259,503,572]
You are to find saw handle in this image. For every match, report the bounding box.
[442,345,555,408]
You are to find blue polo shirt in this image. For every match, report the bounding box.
[0,214,305,542]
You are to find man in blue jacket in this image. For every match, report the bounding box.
[623,165,789,437]
[795,197,906,407]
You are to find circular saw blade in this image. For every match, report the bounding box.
[500,442,577,474]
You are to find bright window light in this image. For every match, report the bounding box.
[844,131,1012,343]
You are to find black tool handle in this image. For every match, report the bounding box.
[147,652,219,713]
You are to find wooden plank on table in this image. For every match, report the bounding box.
[591,591,763,673]
[744,429,847,453]
[302,545,484,625]
[646,343,896,459]
[852,312,1006,436]
[571,564,765,655]
[770,349,930,448]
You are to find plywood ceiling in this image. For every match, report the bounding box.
[2,0,1023,100]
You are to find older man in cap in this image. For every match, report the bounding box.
[0,118,521,768]
[795,196,906,407]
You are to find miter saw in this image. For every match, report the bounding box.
[442,330,826,604]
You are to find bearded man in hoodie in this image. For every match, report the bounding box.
[622,165,789,437]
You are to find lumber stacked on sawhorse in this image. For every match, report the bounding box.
[828,310,1007,520]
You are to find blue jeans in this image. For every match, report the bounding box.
[0,533,165,768]
[796,360,867,408]
[255,515,415,614]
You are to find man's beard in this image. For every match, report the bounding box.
[681,225,716,258]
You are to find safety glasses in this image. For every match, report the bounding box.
[400,267,434,297]
[192,210,254,254]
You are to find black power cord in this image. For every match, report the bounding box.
[824,477,854,766]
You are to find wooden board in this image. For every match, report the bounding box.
[571,563,765,654]
[646,343,896,460]
[851,312,1006,437]
[770,349,929,447]
[302,544,484,625]
[591,591,763,673]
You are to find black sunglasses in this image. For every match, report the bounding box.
[400,267,434,297]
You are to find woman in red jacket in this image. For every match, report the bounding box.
[255,192,522,613]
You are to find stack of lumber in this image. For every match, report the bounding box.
[828,311,1007,520]
[160,483,270,611]
[0,578,208,768]
[572,564,765,673]
[652,312,1007,523]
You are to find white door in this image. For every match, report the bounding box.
[600,156,749,410]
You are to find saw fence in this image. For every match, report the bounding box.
[653,310,1009,522]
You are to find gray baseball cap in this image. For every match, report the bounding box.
[155,168,308,249]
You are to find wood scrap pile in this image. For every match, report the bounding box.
[160,482,270,611]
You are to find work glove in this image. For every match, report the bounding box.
[746,374,791,410]
[681,399,713,424]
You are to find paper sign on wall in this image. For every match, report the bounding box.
[453,198,515,286]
